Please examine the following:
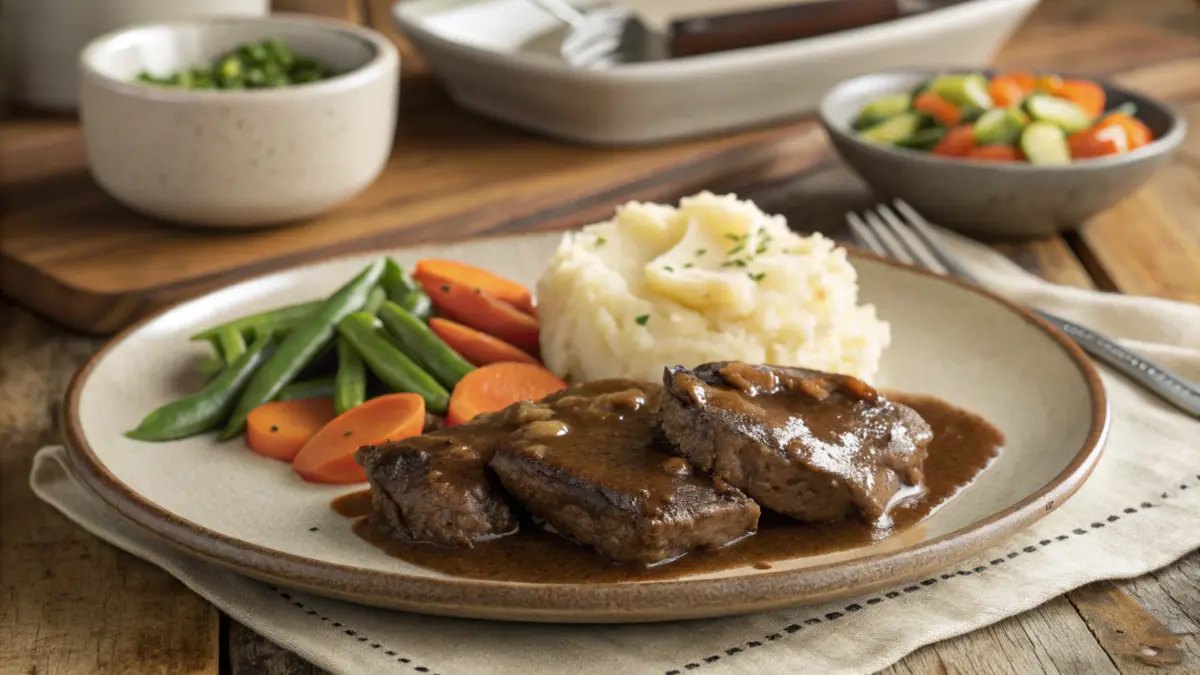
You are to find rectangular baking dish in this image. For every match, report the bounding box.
[392,0,1040,145]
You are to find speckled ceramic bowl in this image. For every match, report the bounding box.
[79,14,399,228]
[818,70,1187,239]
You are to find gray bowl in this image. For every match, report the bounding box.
[817,69,1187,239]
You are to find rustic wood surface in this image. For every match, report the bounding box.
[2,0,1198,674]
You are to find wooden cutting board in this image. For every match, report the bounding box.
[0,0,831,335]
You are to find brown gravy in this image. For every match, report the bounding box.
[332,394,1002,583]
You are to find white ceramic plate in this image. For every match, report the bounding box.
[64,231,1107,622]
[391,0,1040,145]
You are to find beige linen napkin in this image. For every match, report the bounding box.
[31,233,1200,675]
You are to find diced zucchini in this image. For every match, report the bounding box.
[1024,94,1094,133]
[852,113,892,131]
[1106,101,1138,118]
[929,73,993,109]
[858,93,912,119]
[1020,122,1071,165]
[960,105,987,124]
[973,108,1029,145]
[858,112,923,145]
[896,127,947,150]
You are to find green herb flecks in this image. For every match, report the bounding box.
[635,315,650,326]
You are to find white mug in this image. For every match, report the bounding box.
[1,0,269,110]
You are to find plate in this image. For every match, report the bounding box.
[390,0,1039,145]
[63,231,1108,622]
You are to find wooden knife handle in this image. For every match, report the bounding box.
[668,0,903,58]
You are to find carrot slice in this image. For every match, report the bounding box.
[998,71,1036,91]
[1067,123,1130,159]
[931,124,976,157]
[988,76,1028,108]
[413,259,535,316]
[913,91,962,127]
[1056,79,1106,119]
[292,393,426,484]
[429,318,539,367]
[424,278,540,355]
[1101,112,1152,149]
[966,145,1023,162]
[446,362,567,426]
[246,397,337,462]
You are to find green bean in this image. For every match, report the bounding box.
[363,285,388,316]
[382,258,433,321]
[276,377,336,402]
[334,337,367,414]
[191,300,323,342]
[220,260,386,440]
[195,341,226,376]
[336,312,449,413]
[216,327,247,364]
[377,301,474,389]
[126,336,276,442]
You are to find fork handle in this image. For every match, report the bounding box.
[1035,309,1200,418]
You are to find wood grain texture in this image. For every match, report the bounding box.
[228,620,326,675]
[0,108,828,335]
[0,299,220,675]
[2,0,1198,674]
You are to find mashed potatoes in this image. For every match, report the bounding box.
[535,192,890,385]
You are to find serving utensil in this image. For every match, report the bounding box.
[527,0,664,68]
[847,200,1200,419]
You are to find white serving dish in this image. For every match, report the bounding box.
[391,0,1041,145]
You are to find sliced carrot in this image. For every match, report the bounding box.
[1034,73,1064,93]
[246,397,337,462]
[1101,112,1152,149]
[446,362,567,427]
[1067,123,1130,159]
[931,124,976,157]
[424,278,540,355]
[429,317,539,367]
[966,145,1023,162]
[913,91,962,127]
[998,71,1036,91]
[1056,79,1106,119]
[292,393,425,484]
[413,259,535,316]
[988,76,1028,108]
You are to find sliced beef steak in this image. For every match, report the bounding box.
[356,410,519,549]
[489,380,760,566]
[660,362,933,524]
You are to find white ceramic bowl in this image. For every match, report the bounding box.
[391,0,1039,145]
[78,14,400,228]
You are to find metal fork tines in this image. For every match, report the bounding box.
[847,200,1200,419]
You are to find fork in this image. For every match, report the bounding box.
[847,200,1200,419]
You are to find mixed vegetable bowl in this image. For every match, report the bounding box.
[127,258,565,485]
[852,71,1156,164]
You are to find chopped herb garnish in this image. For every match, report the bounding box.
[440,285,450,293]
[343,431,353,437]
[724,233,742,242]
[595,236,607,246]
[635,314,650,326]
[728,245,745,255]
[734,259,747,268]
[696,248,707,256]
[270,425,279,433]
[664,265,675,272]
[756,245,768,255]
[683,262,694,269]
[748,272,766,282]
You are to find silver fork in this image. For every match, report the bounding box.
[847,200,1200,419]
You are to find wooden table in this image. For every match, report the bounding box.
[3,0,1199,673]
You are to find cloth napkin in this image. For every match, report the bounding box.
[30,232,1200,675]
